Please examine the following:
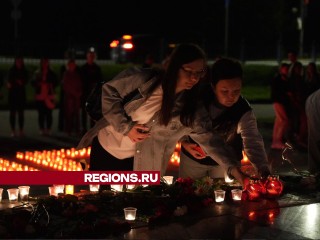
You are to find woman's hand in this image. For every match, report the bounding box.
[181,141,206,159]
[229,167,250,188]
[127,124,151,143]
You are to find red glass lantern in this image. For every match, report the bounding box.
[245,179,264,201]
[264,175,283,198]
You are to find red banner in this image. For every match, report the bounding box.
[0,171,161,185]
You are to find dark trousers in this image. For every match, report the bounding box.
[9,108,24,130]
[89,136,134,171]
[36,101,53,130]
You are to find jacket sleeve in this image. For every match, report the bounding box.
[188,106,239,174]
[101,67,148,135]
[238,110,271,176]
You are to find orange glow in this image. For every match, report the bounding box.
[248,211,255,219]
[241,150,250,165]
[170,142,181,166]
[122,35,132,40]
[109,40,119,48]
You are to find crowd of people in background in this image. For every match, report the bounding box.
[271,50,320,151]
[2,49,103,138]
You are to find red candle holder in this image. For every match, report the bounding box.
[264,175,283,198]
[245,179,264,201]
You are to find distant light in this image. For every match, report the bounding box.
[122,42,133,50]
[122,35,132,40]
[89,47,95,52]
[110,40,119,48]
[297,17,302,30]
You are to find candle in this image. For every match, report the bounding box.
[214,190,225,203]
[163,176,174,185]
[231,189,242,201]
[18,186,30,203]
[126,185,135,190]
[53,185,65,195]
[48,186,58,196]
[65,185,74,195]
[111,185,123,192]
[123,207,137,221]
[7,188,19,202]
[89,184,100,192]
[0,188,3,202]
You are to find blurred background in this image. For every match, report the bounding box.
[0,0,319,62]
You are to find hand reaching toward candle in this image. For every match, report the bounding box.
[229,167,250,188]
[127,124,151,143]
[181,141,206,159]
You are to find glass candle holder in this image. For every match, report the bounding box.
[18,186,30,203]
[89,184,100,192]
[7,188,19,202]
[214,189,226,203]
[53,185,65,195]
[48,186,58,196]
[126,185,136,190]
[65,185,74,195]
[231,189,242,201]
[111,185,123,192]
[123,207,137,221]
[163,176,174,185]
[0,188,3,202]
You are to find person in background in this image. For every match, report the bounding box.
[270,63,292,149]
[6,57,29,137]
[287,50,301,79]
[287,61,308,149]
[62,59,83,136]
[179,57,270,180]
[304,62,320,96]
[58,50,75,132]
[80,49,103,133]
[305,88,320,177]
[31,58,58,136]
[77,43,248,186]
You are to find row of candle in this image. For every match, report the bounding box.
[2,144,249,173]
[0,158,39,171]
[48,184,101,196]
[16,152,84,171]
[214,189,243,202]
[0,186,30,203]
[16,147,91,160]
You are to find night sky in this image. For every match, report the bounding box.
[1,0,319,59]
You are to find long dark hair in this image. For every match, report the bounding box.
[159,43,207,126]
